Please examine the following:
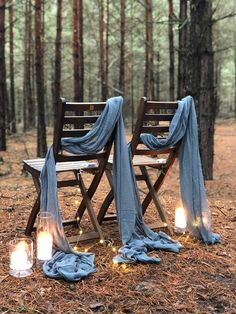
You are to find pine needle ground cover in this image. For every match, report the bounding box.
[0,120,235,314]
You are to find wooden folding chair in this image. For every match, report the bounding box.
[97,97,180,233]
[23,98,116,243]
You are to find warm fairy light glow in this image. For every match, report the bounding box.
[75,200,79,205]
[202,212,209,228]
[121,264,126,270]
[175,207,187,234]
[79,229,83,235]
[112,247,117,253]
[84,248,88,253]
[99,239,104,244]
[113,260,118,265]
[77,188,81,193]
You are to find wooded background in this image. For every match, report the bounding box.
[0,0,235,180]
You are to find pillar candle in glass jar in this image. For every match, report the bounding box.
[174,207,187,234]
[9,238,33,277]
[37,212,53,263]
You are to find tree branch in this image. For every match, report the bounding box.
[212,11,236,23]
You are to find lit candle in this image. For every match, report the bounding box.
[10,241,28,270]
[37,212,53,263]
[175,207,187,234]
[9,238,33,277]
[37,231,53,262]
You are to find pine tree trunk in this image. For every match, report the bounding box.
[72,0,83,102]
[35,0,47,157]
[105,0,109,97]
[168,0,175,100]
[234,31,236,116]
[78,0,84,101]
[23,0,34,131]
[189,0,215,180]
[9,1,16,133]
[53,0,62,126]
[0,0,7,150]
[119,0,125,95]
[144,0,154,99]
[156,52,160,100]
[98,0,107,100]
[178,0,188,99]
[72,0,79,101]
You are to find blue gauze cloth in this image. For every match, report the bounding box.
[40,96,182,281]
[40,97,123,280]
[140,95,220,244]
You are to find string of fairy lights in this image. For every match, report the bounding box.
[71,183,204,269]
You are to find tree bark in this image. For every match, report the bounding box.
[189,0,215,180]
[9,1,16,133]
[72,0,83,102]
[234,31,236,116]
[98,0,107,100]
[168,0,175,100]
[35,0,47,157]
[156,52,160,100]
[23,0,35,131]
[119,0,125,96]
[72,0,79,101]
[53,0,62,126]
[144,0,154,99]
[178,0,188,99]
[78,0,84,101]
[0,0,7,150]
[105,0,109,97]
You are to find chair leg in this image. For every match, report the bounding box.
[140,166,172,232]
[97,167,115,224]
[77,173,104,241]
[76,167,105,220]
[142,152,177,211]
[25,194,40,236]
[97,189,114,224]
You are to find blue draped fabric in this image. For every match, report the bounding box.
[140,95,220,244]
[41,97,123,280]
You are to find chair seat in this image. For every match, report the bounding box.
[108,155,167,167]
[23,159,98,174]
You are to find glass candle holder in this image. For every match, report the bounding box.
[174,207,187,234]
[9,237,33,277]
[37,212,53,264]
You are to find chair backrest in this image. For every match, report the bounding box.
[53,98,114,163]
[130,97,179,156]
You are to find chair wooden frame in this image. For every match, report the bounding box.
[23,98,116,243]
[97,97,180,233]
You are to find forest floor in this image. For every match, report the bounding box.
[0,119,236,314]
